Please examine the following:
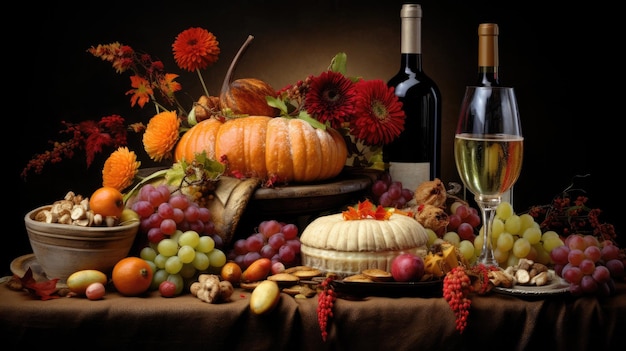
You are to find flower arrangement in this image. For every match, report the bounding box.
[21,27,405,193]
[268,52,405,151]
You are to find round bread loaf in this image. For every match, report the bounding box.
[299,213,429,277]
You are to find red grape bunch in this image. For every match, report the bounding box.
[371,172,414,208]
[130,183,222,247]
[446,201,481,241]
[228,220,302,272]
[550,234,625,296]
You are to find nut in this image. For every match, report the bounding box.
[31,192,115,228]
[530,271,549,286]
[71,206,87,220]
[515,269,530,285]
[92,213,103,226]
[58,213,72,225]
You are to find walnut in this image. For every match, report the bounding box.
[414,204,449,234]
[218,280,234,302]
[191,274,234,304]
[191,274,221,303]
[414,178,447,208]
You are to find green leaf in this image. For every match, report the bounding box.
[194,152,226,179]
[329,52,348,74]
[266,96,288,115]
[164,152,225,186]
[297,111,327,130]
[164,162,187,187]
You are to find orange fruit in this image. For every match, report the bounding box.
[89,186,124,217]
[221,261,243,285]
[112,257,153,296]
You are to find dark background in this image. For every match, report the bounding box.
[9,0,620,276]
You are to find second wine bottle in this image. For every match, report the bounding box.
[474,22,515,205]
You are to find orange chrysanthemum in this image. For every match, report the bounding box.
[102,147,140,191]
[172,27,220,72]
[143,111,181,162]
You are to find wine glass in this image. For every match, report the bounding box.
[454,86,523,267]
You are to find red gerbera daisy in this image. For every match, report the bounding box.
[304,71,358,129]
[350,79,405,146]
[172,27,220,72]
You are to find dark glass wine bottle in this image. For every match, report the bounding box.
[477,23,500,87]
[384,3,442,192]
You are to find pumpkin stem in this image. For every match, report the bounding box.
[221,35,255,96]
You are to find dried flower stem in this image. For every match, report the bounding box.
[196,68,210,98]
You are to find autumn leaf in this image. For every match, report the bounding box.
[159,73,182,102]
[342,199,392,220]
[16,267,60,300]
[126,75,153,108]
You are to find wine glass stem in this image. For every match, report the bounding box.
[476,197,500,267]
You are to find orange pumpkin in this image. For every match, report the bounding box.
[174,116,348,183]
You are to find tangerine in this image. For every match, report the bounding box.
[89,186,125,218]
[112,257,153,296]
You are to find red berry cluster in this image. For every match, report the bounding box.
[317,275,337,342]
[443,266,472,333]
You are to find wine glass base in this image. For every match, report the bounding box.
[474,256,499,268]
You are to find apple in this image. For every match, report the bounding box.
[391,253,425,282]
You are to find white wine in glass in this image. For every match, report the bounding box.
[454,86,523,267]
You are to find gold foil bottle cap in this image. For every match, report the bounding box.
[400,3,422,18]
[478,23,499,36]
[478,23,499,67]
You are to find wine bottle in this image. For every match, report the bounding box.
[384,3,442,192]
[475,22,515,205]
[477,23,500,87]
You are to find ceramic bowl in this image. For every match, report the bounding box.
[24,205,139,283]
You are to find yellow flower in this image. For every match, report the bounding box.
[143,111,181,162]
[102,147,140,191]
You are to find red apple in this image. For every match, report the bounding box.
[391,253,425,282]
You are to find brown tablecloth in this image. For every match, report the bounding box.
[1,280,625,351]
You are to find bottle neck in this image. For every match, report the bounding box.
[400,53,423,72]
[477,23,500,86]
[400,4,422,55]
[478,68,499,86]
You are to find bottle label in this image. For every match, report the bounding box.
[388,162,429,191]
